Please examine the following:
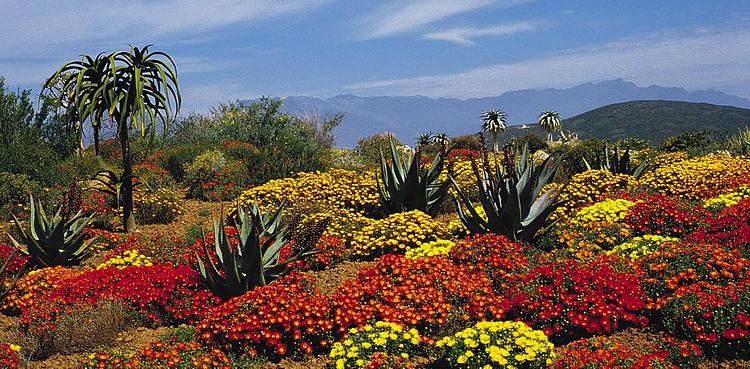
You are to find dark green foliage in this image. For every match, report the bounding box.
[583,144,652,178]
[356,133,403,166]
[377,140,451,216]
[0,172,41,214]
[451,144,564,243]
[168,98,333,185]
[451,134,483,151]
[548,139,608,179]
[512,133,548,153]
[660,129,723,156]
[564,100,750,143]
[8,195,96,267]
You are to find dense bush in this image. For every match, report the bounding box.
[437,321,555,369]
[197,273,333,359]
[661,281,750,355]
[184,150,250,201]
[356,133,403,166]
[553,331,703,368]
[548,138,608,179]
[21,265,220,329]
[623,195,707,237]
[637,243,750,309]
[503,255,649,340]
[330,321,422,369]
[332,255,504,337]
[0,171,41,217]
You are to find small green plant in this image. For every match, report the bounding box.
[8,195,96,267]
[85,170,141,209]
[583,144,651,178]
[451,144,564,243]
[195,202,323,299]
[377,139,451,216]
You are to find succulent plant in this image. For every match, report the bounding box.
[196,202,325,299]
[583,144,651,178]
[8,195,96,267]
[451,143,564,243]
[376,139,451,216]
[84,170,142,209]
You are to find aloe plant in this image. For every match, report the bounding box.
[583,144,651,178]
[196,202,325,299]
[8,195,96,267]
[85,170,142,209]
[377,139,451,216]
[450,144,564,243]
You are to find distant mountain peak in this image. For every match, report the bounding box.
[247,80,750,147]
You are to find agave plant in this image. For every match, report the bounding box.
[450,144,564,243]
[583,144,651,178]
[196,202,325,299]
[377,139,451,216]
[85,170,142,209]
[8,195,97,267]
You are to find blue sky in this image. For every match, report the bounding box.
[2,0,750,113]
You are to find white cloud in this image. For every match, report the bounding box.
[348,24,750,97]
[0,0,330,57]
[355,0,531,39]
[422,21,541,45]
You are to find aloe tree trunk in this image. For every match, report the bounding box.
[492,132,499,153]
[118,123,137,232]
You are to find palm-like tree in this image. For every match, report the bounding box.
[538,110,562,141]
[417,132,433,148]
[433,133,450,147]
[46,45,181,232]
[481,110,507,152]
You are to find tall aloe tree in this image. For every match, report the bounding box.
[481,110,507,153]
[45,45,181,232]
[538,110,563,141]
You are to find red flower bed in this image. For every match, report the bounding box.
[279,235,347,271]
[690,198,750,249]
[636,242,750,309]
[503,255,648,340]
[331,254,504,338]
[82,341,232,369]
[661,280,750,354]
[623,194,707,237]
[196,273,334,360]
[448,233,534,290]
[0,243,31,274]
[0,343,20,369]
[553,333,702,369]
[21,265,220,329]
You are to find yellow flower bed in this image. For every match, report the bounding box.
[350,210,447,259]
[570,199,635,226]
[436,321,554,368]
[134,187,184,224]
[609,235,680,261]
[446,206,487,239]
[330,321,421,369]
[703,186,750,211]
[639,154,750,200]
[405,239,455,259]
[97,249,153,270]
[552,170,636,221]
[298,208,375,243]
[234,169,379,214]
[651,151,689,168]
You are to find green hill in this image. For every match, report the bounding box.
[563,100,750,143]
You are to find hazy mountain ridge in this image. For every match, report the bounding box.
[248,79,750,147]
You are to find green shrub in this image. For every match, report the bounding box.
[451,134,483,151]
[159,143,216,182]
[0,172,41,218]
[356,133,403,166]
[184,150,250,201]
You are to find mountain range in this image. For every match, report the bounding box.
[253,79,750,147]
